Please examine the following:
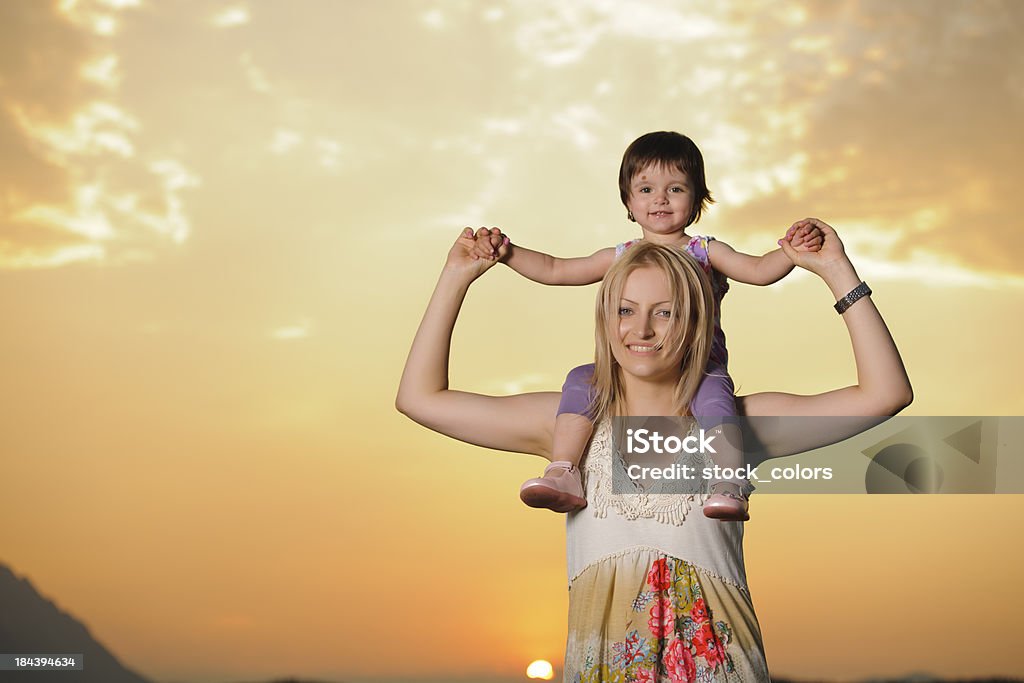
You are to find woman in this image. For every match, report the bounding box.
[396,220,911,681]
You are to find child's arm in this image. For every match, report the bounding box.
[504,242,617,286]
[707,242,795,286]
[469,227,615,286]
[707,223,823,286]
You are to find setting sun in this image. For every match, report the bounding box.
[527,659,555,680]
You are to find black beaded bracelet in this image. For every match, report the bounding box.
[834,281,871,315]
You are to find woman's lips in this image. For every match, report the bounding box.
[627,344,658,354]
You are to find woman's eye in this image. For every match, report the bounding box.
[619,307,633,316]
[655,309,672,318]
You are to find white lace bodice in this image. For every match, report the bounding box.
[566,419,750,591]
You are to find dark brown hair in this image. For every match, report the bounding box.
[618,131,714,227]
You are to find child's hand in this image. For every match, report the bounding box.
[447,228,510,278]
[469,227,509,261]
[784,221,825,253]
[778,218,847,275]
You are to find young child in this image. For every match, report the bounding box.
[473,131,822,521]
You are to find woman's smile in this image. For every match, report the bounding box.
[626,343,660,354]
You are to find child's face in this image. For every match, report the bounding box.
[627,163,695,237]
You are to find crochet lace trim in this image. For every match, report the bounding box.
[583,419,711,527]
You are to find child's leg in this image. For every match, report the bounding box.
[553,412,594,469]
[692,365,750,521]
[519,364,594,513]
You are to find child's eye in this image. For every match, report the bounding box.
[638,187,651,193]
[670,186,686,193]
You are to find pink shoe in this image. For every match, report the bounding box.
[703,491,750,522]
[519,461,586,513]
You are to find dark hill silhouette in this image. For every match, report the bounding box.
[0,562,151,683]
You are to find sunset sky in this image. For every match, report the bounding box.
[2,1,1023,682]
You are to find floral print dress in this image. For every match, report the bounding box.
[563,421,770,682]
[565,549,767,682]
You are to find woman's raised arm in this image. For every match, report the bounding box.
[396,228,558,456]
[737,219,913,457]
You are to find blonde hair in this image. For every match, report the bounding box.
[590,242,715,423]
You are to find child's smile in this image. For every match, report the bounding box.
[627,163,696,239]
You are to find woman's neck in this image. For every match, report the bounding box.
[620,373,680,416]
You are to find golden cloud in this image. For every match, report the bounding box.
[0,1,198,270]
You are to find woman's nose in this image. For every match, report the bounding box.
[633,315,655,337]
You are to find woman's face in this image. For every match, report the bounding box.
[611,266,686,382]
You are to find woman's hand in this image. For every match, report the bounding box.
[445,227,510,281]
[779,218,845,272]
[778,218,859,296]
